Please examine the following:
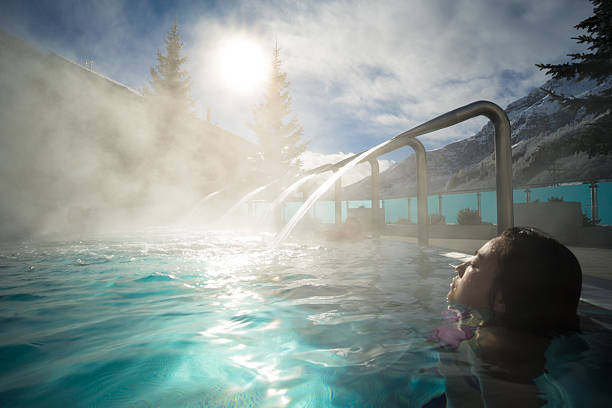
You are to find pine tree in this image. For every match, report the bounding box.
[536,0,612,156]
[146,23,193,117]
[249,43,308,178]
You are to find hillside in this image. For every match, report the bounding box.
[343,77,612,198]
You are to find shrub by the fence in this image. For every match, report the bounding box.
[457,208,482,225]
[396,218,412,224]
[428,214,446,225]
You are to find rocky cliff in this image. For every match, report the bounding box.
[344,77,612,198]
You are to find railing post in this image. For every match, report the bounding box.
[335,177,342,225]
[369,157,380,236]
[345,200,349,220]
[412,140,429,245]
[477,192,482,216]
[407,197,411,223]
[490,107,513,233]
[590,182,598,223]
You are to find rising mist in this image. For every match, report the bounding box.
[0,29,256,240]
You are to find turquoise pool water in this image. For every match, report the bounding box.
[0,231,610,407]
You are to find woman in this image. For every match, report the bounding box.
[441,227,582,407]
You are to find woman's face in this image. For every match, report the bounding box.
[447,238,500,309]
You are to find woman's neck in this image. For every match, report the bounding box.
[476,325,551,382]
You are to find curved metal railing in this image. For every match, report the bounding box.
[306,100,513,244]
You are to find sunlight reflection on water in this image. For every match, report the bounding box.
[0,230,455,407]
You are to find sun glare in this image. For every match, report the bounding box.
[216,37,268,94]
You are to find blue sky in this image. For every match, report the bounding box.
[0,0,593,174]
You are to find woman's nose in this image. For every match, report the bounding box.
[455,262,467,278]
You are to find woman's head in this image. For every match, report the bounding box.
[448,227,582,333]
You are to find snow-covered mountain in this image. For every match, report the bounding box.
[343,77,612,198]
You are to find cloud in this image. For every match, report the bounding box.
[2,0,592,156]
[300,150,394,186]
[374,113,411,127]
[183,0,591,152]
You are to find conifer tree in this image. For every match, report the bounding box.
[250,44,308,177]
[147,23,193,117]
[536,0,612,156]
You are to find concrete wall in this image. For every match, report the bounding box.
[348,207,384,231]
[578,226,612,248]
[383,223,496,240]
[514,202,583,244]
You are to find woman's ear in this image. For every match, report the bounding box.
[493,291,505,313]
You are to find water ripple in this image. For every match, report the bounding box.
[0,293,44,301]
[0,230,480,407]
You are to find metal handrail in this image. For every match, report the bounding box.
[304,100,513,237]
[377,100,513,233]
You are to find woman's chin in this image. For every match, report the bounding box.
[446,286,457,302]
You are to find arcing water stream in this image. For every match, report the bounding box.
[218,180,278,225]
[259,173,317,226]
[274,139,392,244]
[181,190,223,223]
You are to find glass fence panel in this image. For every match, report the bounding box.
[513,189,526,203]
[238,202,248,216]
[251,201,269,218]
[315,201,335,224]
[348,200,372,209]
[280,181,610,227]
[439,193,478,224]
[427,195,439,218]
[283,201,302,222]
[409,197,418,223]
[384,198,409,223]
[480,191,498,225]
[528,184,591,214]
[598,182,611,225]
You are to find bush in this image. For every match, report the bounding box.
[428,214,446,225]
[548,196,564,202]
[396,218,412,224]
[583,213,601,226]
[457,208,482,225]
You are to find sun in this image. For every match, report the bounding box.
[216,37,268,94]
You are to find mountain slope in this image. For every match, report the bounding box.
[344,77,612,198]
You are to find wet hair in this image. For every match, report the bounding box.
[487,227,582,335]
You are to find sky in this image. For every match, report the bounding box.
[0,0,593,177]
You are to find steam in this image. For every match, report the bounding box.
[218,181,278,225]
[259,173,316,225]
[0,30,251,240]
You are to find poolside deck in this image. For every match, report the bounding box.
[381,236,612,311]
